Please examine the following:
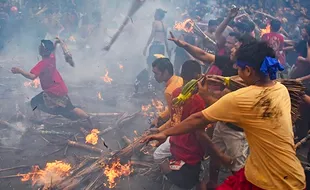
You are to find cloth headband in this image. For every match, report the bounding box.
[236,57,284,80]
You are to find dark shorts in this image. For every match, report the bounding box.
[165,161,201,189]
[31,92,78,120]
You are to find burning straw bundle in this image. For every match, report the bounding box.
[205,75,306,123]
[103,0,146,51]
[174,19,216,45]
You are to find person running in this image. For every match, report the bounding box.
[11,39,92,127]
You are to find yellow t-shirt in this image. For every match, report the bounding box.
[202,82,305,190]
[159,75,183,120]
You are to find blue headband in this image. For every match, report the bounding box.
[236,57,284,80]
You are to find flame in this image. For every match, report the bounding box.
[134,130,138,136]
[18,160,71,188]
[24,78,40,88]
[98,92,103,100]
[141,99,165,117]
[68,35,76,42]
[260,23,271,37]
[174,19,194,33]
[104,159,133,188]
[152,99,165,114]
[85,129,100,145]
[119,64,124,70]
[141,104,152,117]
[100,69,113,84]
[154,54,165,59]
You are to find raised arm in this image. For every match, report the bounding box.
[169,32,215,63]
[215,8,239,42]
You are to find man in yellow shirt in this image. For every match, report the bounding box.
[143,41,306,189]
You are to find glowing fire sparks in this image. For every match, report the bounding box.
[98,92,103,100]
[119,64,124,70]
[134,130,138,136]
[141,104,152,117]
[174,19,194,33]
[261,23,271,36]
[154,54,165,59]
[152,99,165,114]
[141,99,166,117]
[101,69,113,84]
[18,160,71,187]
[104,159,133,188]
[24,78,40,88]
[68,35,76,42]
[85,129,100,145]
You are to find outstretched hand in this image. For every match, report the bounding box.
[168,32,186,47]
[140,132,168,146]
[11,67,22,74]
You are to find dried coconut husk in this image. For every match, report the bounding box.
[205,75,306,124]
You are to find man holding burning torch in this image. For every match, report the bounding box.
[11,38,92,127]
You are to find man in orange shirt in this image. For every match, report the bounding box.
[144,41,306,189]
[150,58,183,162]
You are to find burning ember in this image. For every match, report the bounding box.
[134,130,138,136]
[260,23,271,36]
[141,99,165,117]
[104,159,133,188]
[24,78,40,88]
[119,64,124,70]
[152,99,165,114]
[18,160,71,187]
[68,35,76,42]
[101,69,113,84]
[97,92,103,100]
[154,54,165,59]
[141,104,152,117]
[85,129,100,145]
[174,19,194,33]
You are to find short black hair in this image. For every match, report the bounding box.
[270,19,281,32]
[236,41,275,74]
[180,60,201,81]
[245,21,255,32]
[41,40,55,54]
[152,58,174,75]
[234,22,248,33]
[155,9,167,20]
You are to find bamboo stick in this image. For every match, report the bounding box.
[0,165,30,173]
[67,140,104,153]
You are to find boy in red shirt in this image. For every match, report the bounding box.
[11,39,92,125]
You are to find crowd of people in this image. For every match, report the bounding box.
[140,0,310,190]
[3,0,310,189]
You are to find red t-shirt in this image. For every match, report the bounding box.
[30,54,68,96]
[169,88,206,165]
[262,32,286,65]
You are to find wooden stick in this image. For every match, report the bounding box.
[67,140,104,153]
[0,165,30,173]
[80,127,89,136]
[103,0,146,51]
[122,136,132,145]
[0,146,22,151]
[88,112,122,117]
[0,174,22,179]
